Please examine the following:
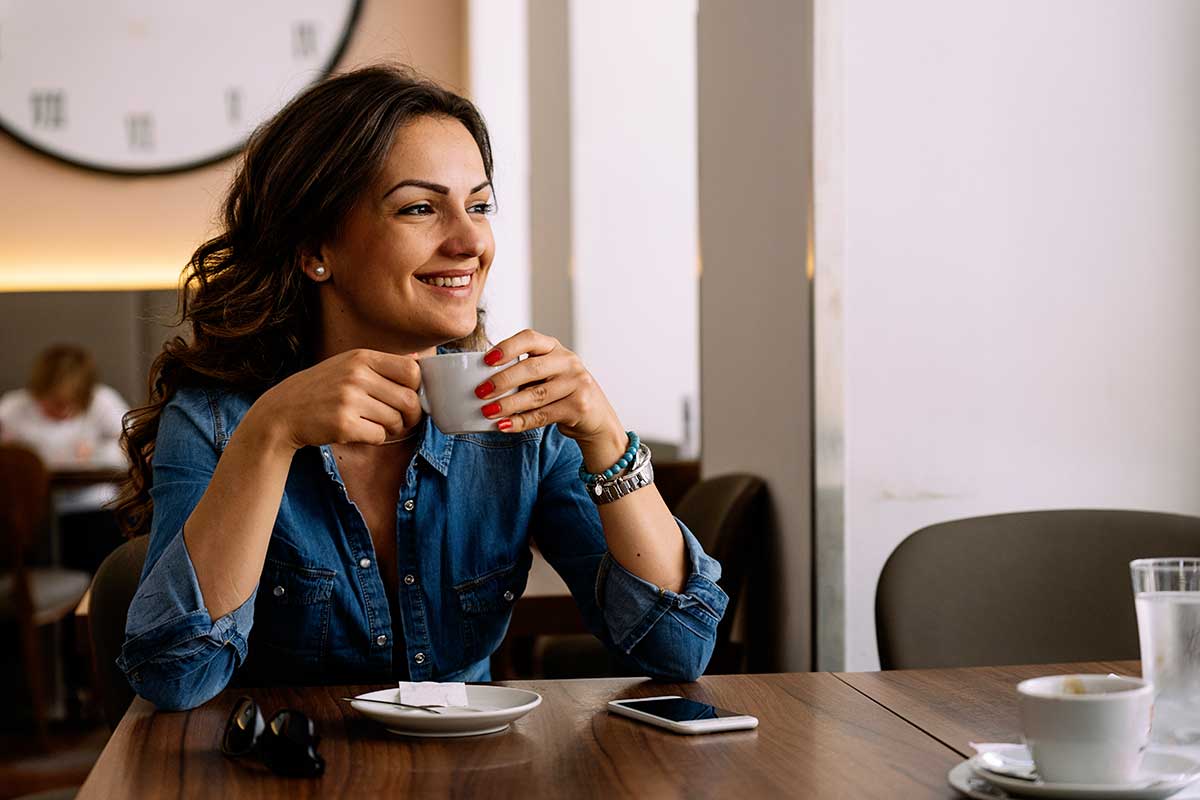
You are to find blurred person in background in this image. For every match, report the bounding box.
[0,343,130,571]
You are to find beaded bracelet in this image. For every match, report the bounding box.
[578,431,640,485]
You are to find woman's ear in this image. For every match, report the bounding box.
[300,246,331,282]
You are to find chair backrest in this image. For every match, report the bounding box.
[875,509,1200,670]
[653,459,701,513]
[673,473,769,673]
[0,445,50,569]
[89,534,149,729]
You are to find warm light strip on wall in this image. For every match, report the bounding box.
[0,264,186,292]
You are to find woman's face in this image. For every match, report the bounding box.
[37,386,82,421]
[312,114,495,354]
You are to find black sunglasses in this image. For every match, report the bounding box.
[221,696,326,778]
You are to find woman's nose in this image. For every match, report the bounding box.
[440,211,487,259]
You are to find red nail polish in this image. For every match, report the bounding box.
[474,380,495,399]
[484,349,503,366]
[481,402,502,417]
[497,419,513,431]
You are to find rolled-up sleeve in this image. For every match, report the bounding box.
[116,389,257,710]
[530,427,729,681]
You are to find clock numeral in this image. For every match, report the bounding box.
[226,87,243,124]
[126,113,155,151]
[293,21,318,59]
[31,91,67,129]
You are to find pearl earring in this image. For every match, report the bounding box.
[314,266,327,277]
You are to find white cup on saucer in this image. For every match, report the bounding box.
[418,351,516,435]
[1017,673,1153,785]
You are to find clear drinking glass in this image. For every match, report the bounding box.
[1131,558,1200,744]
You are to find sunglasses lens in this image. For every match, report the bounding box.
[220,697,262,757]
[262,710,325,778]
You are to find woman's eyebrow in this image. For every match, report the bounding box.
[382,179,492,200]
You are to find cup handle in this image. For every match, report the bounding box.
[418,384,430,415]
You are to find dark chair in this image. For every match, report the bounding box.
[87,535,148,729]
[673,473,769,673]
[650,459,700,513]
[0,445,91,746]
[536,473,769,677]
[875,509,1200,670]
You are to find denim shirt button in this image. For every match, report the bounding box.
[359,557,371,569]
[503,590,515,602]
[414,652,426,664]
[404,574,416,585]
[272,585,285,598]
[403,499,415,512]
[376,634,388,646]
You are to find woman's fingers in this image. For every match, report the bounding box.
[471,329,614,438]
[496,397,577,434]
[484,329,560,366]
[481,377,574,421]
[476,349,579,400]
[361,371,423,428]
[351,395,406,443]
[342,348,422,390]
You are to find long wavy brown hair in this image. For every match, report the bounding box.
[115,64,494,537]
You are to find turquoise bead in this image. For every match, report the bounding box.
[577,430,641,486]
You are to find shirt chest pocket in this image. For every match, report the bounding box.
[253,558,337,669]
[454,554,531,664]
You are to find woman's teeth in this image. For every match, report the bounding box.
[419,274,472,288]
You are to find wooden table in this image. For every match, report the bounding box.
[49,465,127,490]
[75,661,1142,798]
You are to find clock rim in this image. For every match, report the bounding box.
[0,0,364,177]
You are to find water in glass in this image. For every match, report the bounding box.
[1135,590,1200,744]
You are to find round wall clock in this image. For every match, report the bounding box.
[0,1,361,175]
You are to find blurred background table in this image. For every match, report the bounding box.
[48,466,127,491]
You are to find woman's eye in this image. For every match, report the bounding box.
[398,203,435,216]
[470,202,495,215]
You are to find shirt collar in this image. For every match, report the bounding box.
[415,343,464,475]
[417,416,454,476]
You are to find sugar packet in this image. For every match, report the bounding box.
[398,680,470,707]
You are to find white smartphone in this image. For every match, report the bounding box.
[607,696,759,735]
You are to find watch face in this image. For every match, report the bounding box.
[0,0,361,174]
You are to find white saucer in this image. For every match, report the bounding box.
[349,685,542,738]
[949,749,1200,800]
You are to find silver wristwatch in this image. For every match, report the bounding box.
[588,443,654,505]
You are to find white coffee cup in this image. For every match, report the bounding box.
[1017,673,1153,784]
[418,351,516,434]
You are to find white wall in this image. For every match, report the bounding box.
[823,0,1200,670]
[468,0,532,342]
[569,0,699,450]
[528,0,574,348]
[698,0,813,672]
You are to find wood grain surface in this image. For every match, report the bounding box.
[836,660,1142,757]
[76,673,965,799]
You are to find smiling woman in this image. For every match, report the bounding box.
[112,64,727,711]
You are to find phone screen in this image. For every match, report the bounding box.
[616,697,743,722]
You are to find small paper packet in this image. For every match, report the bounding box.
[398,681,470,707]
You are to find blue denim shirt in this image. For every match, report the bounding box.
[118,385,728,710]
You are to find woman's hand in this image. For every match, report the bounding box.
[247,349,423,452]
[474,330,628,469]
